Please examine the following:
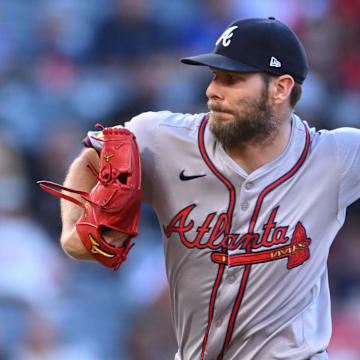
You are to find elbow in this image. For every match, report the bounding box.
[60,230,92,260]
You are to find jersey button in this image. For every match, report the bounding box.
[227,275,236,284]
[245,182,253,190]
[215,318,223,327]
[241,203,249,211]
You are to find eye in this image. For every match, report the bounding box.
[226,74,239,84]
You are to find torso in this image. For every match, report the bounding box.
[88,111,358,360]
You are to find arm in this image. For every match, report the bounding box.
[334,127,360,210]
[60,148,128,260]
[60,148,98,259]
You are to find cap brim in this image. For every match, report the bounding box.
[180,53,261,73]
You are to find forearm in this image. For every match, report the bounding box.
[60,148,99,260]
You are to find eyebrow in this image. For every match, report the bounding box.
[228,72,245,77]
[210,68,247,77]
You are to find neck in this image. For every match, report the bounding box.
[225,115,292,174]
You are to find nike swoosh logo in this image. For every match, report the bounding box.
[179,170,206,181]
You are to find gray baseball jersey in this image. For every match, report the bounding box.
[85,111,360,360]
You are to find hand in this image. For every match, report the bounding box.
[101,227,129,247]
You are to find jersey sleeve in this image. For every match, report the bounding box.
[333,127,360,210]
[123,112,163,206]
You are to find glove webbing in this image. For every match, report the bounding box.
[37,180,86,208]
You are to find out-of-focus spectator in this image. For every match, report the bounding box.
[0,1,358,358]
[334,0,360,23]
[301,15,343,86]
[0,137,67,356]
[328,299,360,359]
[92,0,173,64]
[127,287,177,360]
[12,310,99,360]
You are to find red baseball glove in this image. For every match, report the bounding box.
[38,125,142,270]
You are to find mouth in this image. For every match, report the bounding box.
[208,100,233,115]
[211,109,232,114]
[208,106,233,116]
[210,110,234,120]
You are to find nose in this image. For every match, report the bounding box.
[206,78,224,101]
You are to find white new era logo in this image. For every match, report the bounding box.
[270,56,282,68]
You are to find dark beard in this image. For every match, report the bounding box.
[208,85,280,149]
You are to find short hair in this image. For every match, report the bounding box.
[261,72,302,109]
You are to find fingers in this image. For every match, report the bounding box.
[101,227,129,247]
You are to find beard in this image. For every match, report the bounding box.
[208,85,280,149]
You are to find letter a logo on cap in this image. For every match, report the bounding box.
[216,26,239,47]
[270,56,282,68]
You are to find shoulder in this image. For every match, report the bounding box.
[303,125,360,170]
[330,127,360,141]
[84,111,207,151]
[296,113,360,148]
[313,126,360,149]
[331,128,360,161]
[125,110,206,134]
[291,117,360,163]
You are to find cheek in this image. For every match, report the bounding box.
[232,98,249,114]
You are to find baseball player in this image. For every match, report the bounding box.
[58,17,360,359]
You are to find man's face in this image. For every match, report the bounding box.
[206,69,280,149]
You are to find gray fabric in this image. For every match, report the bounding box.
[88,112,360,359]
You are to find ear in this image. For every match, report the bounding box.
[270,75,294,106]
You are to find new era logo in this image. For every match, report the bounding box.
[270,56,282,68]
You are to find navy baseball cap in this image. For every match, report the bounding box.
[181,17,308,84]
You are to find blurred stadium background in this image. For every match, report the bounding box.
[0,0,359,359]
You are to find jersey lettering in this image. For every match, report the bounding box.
[194,212,216,248]
[164,204,310,268]
[164,204,195,248]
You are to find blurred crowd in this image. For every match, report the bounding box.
[0,0,359,359]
